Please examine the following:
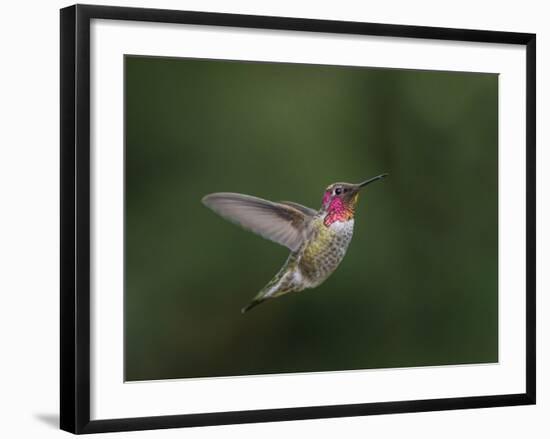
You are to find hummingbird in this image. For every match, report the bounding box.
[202,173,387,313]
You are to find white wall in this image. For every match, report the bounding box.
[0,0,546,437]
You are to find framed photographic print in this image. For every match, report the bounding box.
[60,4,536,434]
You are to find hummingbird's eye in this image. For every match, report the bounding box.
[335,187,342,195]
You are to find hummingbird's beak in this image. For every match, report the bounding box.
[356,173,388,190]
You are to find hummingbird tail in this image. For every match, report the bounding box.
[241,256,298,314]
[241,298,267,314]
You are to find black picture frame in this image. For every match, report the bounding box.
[60,4,536,434]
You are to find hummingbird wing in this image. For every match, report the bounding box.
[278,200,318,217]
[202,192,313,251]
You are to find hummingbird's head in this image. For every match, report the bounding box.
[321,174,388,221]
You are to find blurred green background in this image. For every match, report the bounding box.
[124,55,498,381]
